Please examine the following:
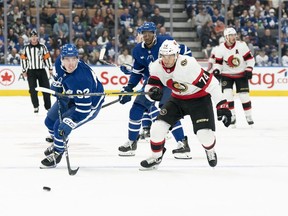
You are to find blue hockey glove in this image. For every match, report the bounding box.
[244,67,253,80]
[120,65,132,75]
[148,86,163,101]
[51,80,63,93]
[58,118,77,137]
[119,84,134,104]
[216,100,232,127]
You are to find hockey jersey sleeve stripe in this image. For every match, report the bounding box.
[75,102,92,106]
[243,51,254,61]
[215,57,223,65]
[192,69,213,90]
[75,108,91,113]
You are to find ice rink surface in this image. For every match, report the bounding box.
[0,96,287,216]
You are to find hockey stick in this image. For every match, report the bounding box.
[35,87,151,97]
[57,98,79,176]
[102,98,120,108]
[99,48,133,71]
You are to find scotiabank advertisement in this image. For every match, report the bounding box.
[0,65,287,96]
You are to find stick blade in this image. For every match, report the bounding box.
[69,167,80,176]
[99,48,106,60]
[35,86,56,95]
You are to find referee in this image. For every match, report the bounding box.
[20,29,53,113]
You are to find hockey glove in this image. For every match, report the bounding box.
[120,65,132,75]
[148,86,163,101]
[119,84,134,104]
[58,118,77,137]
[51,80,63,93]
[244,67,253,79]
[213,69,221,82]
[216,100,232,127]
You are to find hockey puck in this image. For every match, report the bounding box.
[43,186,51,191]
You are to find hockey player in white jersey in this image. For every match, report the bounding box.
[212,27,255,127]
[140,40,232,170]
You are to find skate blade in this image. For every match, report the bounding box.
[173,153,192,160]
[229,124,236,129]
[40,165,57,169]
[118,151,136,157]
[139,165,159,171]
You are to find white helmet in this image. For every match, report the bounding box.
[224,27,237,37]
[159,40,180,56]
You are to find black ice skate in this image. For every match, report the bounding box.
[172,136,192,159]
[205,148,217,167]
[41,150,63,167]
[44,144,54,156]
[118,135,140,156]
[139,127,150,140]
[140,148,166,171]
[45,136,54,143]
[246,115,254,125]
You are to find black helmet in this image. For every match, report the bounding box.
[30,29,38,37]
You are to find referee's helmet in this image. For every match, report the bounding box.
[61,44,79,58]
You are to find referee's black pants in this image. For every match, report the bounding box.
[27,69,51,110]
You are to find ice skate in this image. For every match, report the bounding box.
[118,136,139,156]
[205,148,217,167]
[34,107,39,113]
[230,115,236,128]
[140,148,166,171]
[139,127,150,140]
[172,136,192,159]
[41,150,63,167]
[44,144,54,156]
[45,135,54,143]
[246,115,254,125]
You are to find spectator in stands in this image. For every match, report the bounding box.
[195,7,212,38]
[255,48,269,66]
[142,0,158,19]
[129,1,142,18]
[40,7,50,26]
[268,48,280,66]
[88,50,102,65]
[12,17,26,38]
[50,7,66,28]
[263,8,278,29]
[282,49,288,66]
[91,8,104,37]
[133,8,146,28]
[22,8,32,27]
[53,14,69,41]
[120,7,134,33]
[83,28,95,44]
[73,0,85,8]
[158,26,170,36]
[103,7,115,37]
[75,37,89,60]
[150,7,165,30]
[241,19,259,46]
[7,47,21,65]
[212,7,224,24]
[87,38,101,54]
[0,28,3,43]
[97,29,110,48]
[39,26,49,44]
[27,17,37,31]
[72,15,85,40]
[8,28,18,45]
[117,47,133,66]
[7,5,23,28]
[233,0,249,18]
[79,8,90,30]
[214,17,226,38]
[0,39,4,64]
[184,0,196,23]
[259,28,277,53]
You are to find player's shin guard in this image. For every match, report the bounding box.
[197,129,217,167]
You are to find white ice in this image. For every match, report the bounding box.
[0,96,287,216]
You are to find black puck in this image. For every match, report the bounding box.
[43,186,51,191]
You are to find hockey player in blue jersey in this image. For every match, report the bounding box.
[118,22,192,159]
[41,44,105,167]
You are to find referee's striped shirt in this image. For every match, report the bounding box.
[20,42,53,72]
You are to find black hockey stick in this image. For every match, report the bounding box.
[102,98,120,108]
[35,87,151,97]
[57,99,79,176]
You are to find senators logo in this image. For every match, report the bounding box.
[173,81,188,92]
[226,55,240,68]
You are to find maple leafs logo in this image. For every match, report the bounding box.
[0,69,15,86]
[226,55,240,68]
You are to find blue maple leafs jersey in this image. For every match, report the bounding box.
[54,56,104,123]
[128,35,192,88]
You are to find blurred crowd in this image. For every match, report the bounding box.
[1,0,288,66]
[185,0,288,66]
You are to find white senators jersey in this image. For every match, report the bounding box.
[147,55,223,104]
[213,41,255,78]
